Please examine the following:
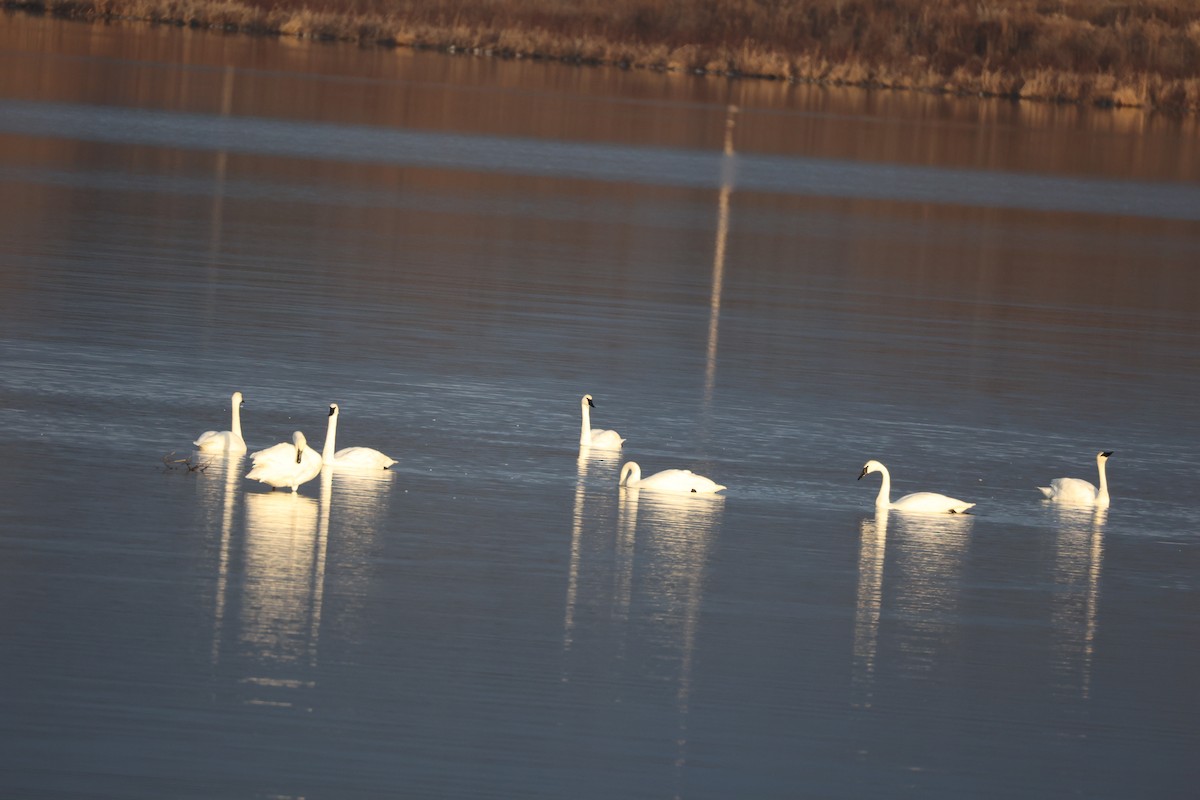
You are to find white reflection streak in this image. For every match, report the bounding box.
[1052,506,1107,698]
[210,454,244,666]
[637,493,723,787]
[309,468,333,670]
[240,489,324,706]
[852,511,888,706]
[562,450,590,650]
[703,105,738,407]
[614,487,639,626]
[890,512,973,674]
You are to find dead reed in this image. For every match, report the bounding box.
[9,0,1200,112]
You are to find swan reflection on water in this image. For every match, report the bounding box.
[1049,505,1107,699]
[563,447,622,649]
[851,508,974,700]
[204,465,331,709]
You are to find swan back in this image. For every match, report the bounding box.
[891,491,976,514]
[194,391,247,453]
[620,461,726,494]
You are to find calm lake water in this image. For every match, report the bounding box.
[2,13,1199,799]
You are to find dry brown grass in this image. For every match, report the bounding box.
[8,0,1200,112]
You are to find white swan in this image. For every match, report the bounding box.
[194,391,247,453]
[1039,451,1113,507]
[858,460,975,514]
[246,431,323,492]
[322,403,396,469]
[580,394,625,450]
[619,461,726,494]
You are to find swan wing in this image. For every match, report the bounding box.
[250,441,297,466]
[1042,477,1099,505]
[639,469,725,494]
[195,430,246,453]
[587,428,625,450]
[330,446,396,469]
[892,492,974,514]
[247,448,323,490]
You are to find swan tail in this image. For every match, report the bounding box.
[1037,486,1054,499]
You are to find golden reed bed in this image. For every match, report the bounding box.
[9,0,1200,113]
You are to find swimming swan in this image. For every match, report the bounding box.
[1038,451,1113,507]
[619,461,726,494]
[246,431,323,491]
[580,394,625,450]
[194,391,247,453]
[322,403,396,469]
[858,460,975,514]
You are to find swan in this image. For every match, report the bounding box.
[194,391,247,453]
[246,431,323,492]
[1039,451,1113,507]
[858,460,975,514]
[619,461,726,494]
[580,394,625,450]
[322,403,396,469]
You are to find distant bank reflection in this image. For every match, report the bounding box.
[1050,505,1107,699]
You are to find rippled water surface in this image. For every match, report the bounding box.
[1,14,1198,799]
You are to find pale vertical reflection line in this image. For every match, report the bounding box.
[613,488,639,626]
[210,455,243,666]
[562,451,591,651]
[1082,508,1107,700]
[704,105,738,407]
[209,67,234,252]
[308,468,333,671]
[852,511,889,706]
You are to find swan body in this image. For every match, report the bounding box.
[1039,451,1113,507]
[580,394,625,450]
[322,403,396,469]
[246,431,323,492]
[194,391,247,453]
[858,459,974,514]
[619,461,726,494]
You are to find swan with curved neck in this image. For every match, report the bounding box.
[194,391,247,453]
[322,403,396,469]
[619,461,726,494]
[1039,451,1113,507]
[858,460,974,514]
[580,394,625,450]
[246,431,322,491]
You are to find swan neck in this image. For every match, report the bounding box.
[1096,456,1110,504]
[580,399,591,446]
[231,398,242,440]
[620,462,640,487]
[875,465,891,509]
[322,412,338,462]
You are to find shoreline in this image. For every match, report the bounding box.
[6,0,1200,114]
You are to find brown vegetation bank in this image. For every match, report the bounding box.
[8,0,1200,113]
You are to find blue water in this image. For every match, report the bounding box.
[1,14,1198,800]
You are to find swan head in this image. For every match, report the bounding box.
[329,403,339,417]
[583,394,595,408]
[232,391,244,406]
[291,431,308,463]
[619,461,639,486]
[858,460,885,480]
[1098,451,1113,460]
